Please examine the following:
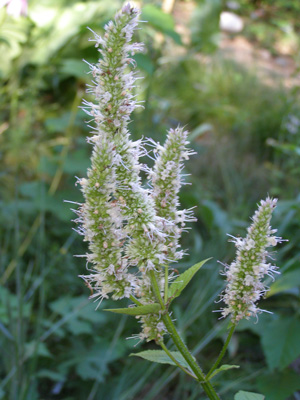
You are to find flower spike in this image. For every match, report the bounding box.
[150,126,196,262]
[220,197,282,323]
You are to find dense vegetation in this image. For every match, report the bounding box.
[1,0,300,399]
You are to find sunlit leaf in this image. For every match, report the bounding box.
[168,259,210,302]
[130,350,189,369]
[25,342,52,359]
[234,391,264,400]
[267,270,300,297]
[208,364,240,380]
[104,304,161,316]
[141,5,182,44]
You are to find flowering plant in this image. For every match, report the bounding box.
[71,4,282,399]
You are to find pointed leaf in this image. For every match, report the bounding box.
[234,391,265,400]
[130,350,189,369]
[209,364,240,380]
[168,258,210,302]
[103,304,161,316]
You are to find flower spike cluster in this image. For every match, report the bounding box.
[220,197,281,323]
[73,4,194,342]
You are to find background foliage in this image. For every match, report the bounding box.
[1,0,300,399]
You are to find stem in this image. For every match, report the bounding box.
[164,265,168,304]
[149,270,220,400]
[159,341,197,380]
[130,295,142,306]
[206,324,236,380]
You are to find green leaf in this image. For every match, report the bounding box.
[60,59,88,79]
[29,2,110,64]
[190,0,221,53]
[37,369,66,382]
[267,270,300,297]
[130,350,189,369]
[104,304,161,316]
[189,123,214,141]
[25,342,52,359]
[168,259,210,302]
[133,53,154,75]
[63,150,90,174]
[260,316,300,371]
[257,369,300,400]
[209,364,240,380]
[67,319,91,335]
[234,391,265,400]
[73,340,126,382]
[0,387,5,399]
[141,5,182,44]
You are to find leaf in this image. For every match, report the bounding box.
[25,342,52,359]
[59,339,127,382]
[267,270,300,297]
[267,140,300,156]
[0,388,5,400]
[168,259,210,302]
[74,340,126,382]
[201,200,232,233]
[37,369,66,382]
[130,350,189,369]
[209,364,240,380]
[190,0,221,53]
[29,2,110,64]
[260,316,300,371]
[67,319,91,335]
[234,391,265,400]
[60,59,88,79]
[189,123,214,141]
[0,15,30,77]
[104,303,161,316]
[141,5,182,44]
[63,150,91,175]
[256,369,300,400]
[133,53,154,75]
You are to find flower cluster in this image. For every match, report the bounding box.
[73,4,194,342]
[220,197,281,323]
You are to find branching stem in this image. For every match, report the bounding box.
[159,341,197,379]
[149,270,221,400]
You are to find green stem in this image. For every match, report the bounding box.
[159,341,197,380]
[129,295,142,306]
[149,270,220,400]
[164,265,168,304]
[206,324,236,380]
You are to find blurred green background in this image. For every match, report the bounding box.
[1,0,300,399]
